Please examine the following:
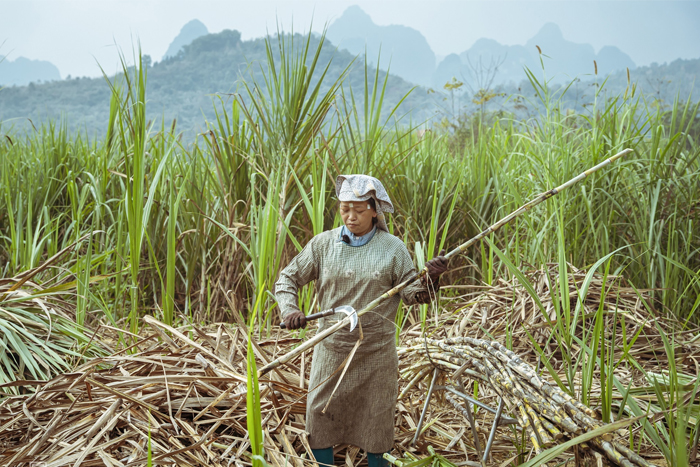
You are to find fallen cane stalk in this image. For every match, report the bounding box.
[259,148,633,376]
[411,367,439,446]
[482,397,505,463]
[402,336,658,467]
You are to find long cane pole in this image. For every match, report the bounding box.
[259,148,632,377]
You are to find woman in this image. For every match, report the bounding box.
[275,174,447,467]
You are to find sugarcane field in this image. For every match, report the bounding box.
[2,19,700,467]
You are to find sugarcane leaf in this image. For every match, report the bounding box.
[247,290,265,465]
[203,213,252,258]
[522,326,569,393]
[39,273,114,294]
[571,246,627,331]
[573,332,672,460]
[484,237,546,317]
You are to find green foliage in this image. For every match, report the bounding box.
[247,290,265,465]
[1,33,698,330]
[0,31,699,465]
[0,30,432,138]
[246,339,265,466]
[0,235,108,394]
[103,50,174,335]
[1,32,698,328]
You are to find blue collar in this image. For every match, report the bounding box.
[338,225,377,247]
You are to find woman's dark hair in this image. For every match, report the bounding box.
[368,197,378,224]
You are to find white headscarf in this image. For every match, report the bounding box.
[335,174,394,232]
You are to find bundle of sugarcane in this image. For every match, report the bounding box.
[440,262,654,347]
[399,337,658,467]
[0,318,312,467]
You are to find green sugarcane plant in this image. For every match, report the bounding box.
[247,292,265,466]
[260,148,633,376]
[103,50,174,335]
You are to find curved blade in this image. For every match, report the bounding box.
[334,305,358,331]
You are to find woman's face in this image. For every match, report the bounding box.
[339,201,377,236]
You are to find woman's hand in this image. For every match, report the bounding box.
[425,250,448,282]
[284,310,307,329]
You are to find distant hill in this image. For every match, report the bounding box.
[433,23,636,90]
[436,55,699,121]
[327,5,435,87]
[582,57,699,106]
[162,19,209,60]
[0,29,433,137]
[325,7,640,91]
[0,56,61,86]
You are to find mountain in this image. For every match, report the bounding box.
[524,22,634,78]
[586,56,699,104]
[596,46,636,77]
[434,23,636,89]
[440,55,699,120]
[0,29,432,137]
[162,19,209,60]
[0,56,61,86]
[327,5,435,87]
[325,8,637,91]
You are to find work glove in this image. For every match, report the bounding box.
[425,249,448,283]
[284,310,307,330]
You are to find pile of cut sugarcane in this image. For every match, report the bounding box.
[398,336,656,467]
[0,261,688,466]
[0,318,312,467]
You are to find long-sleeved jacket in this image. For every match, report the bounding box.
[275,227,435,452]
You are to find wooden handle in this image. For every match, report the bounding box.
[280,308,335,329]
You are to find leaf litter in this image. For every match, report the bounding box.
[0,264,697,466]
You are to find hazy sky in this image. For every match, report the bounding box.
[2,0,699,79]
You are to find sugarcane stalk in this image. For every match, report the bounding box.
[399,366,432,399]
[421,338,483,364]
[411,367,439,446]
[593,439,637,467]
[446,393,471,420]
[612,441,660,467]
[488,364,549,452]
[482,397,504,463]
[522,416,542,454]
[401,336,656,467]
[416,356,462,371]
[411,347,488,380]
[539,415,564,440]
[467,356,580,433]
[259,148,631,376]
[523,398,554,447]
[489,339,598,420]
[438,385,519,425]
[421,351,464,367]
[505,367,554,447]
[461,392,487,466]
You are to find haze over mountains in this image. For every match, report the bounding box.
[0,5,653,88]
[327,6,436,87]
[0,56,61,86]
[327,6,636,89]
[0,27,431,136]
[162,19,209,60]
[0,5,698,137]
